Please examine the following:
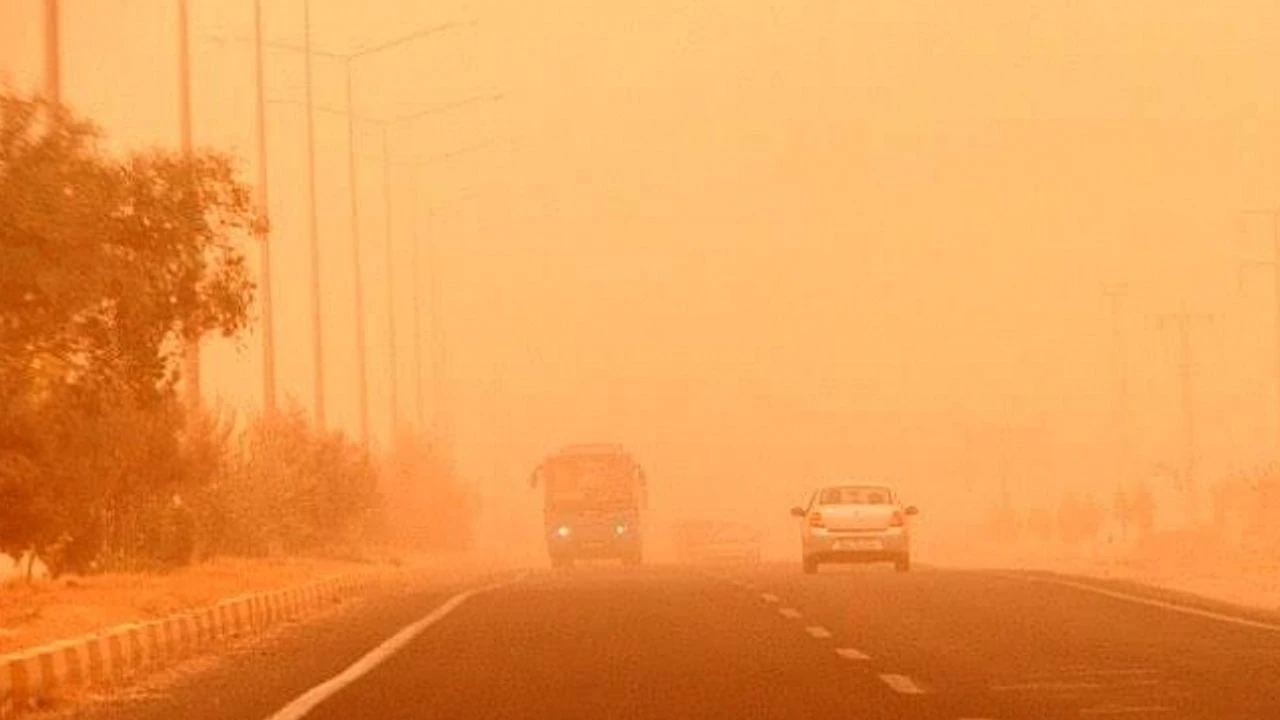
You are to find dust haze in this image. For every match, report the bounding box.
[5,0,1280,578]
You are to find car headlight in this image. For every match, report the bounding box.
[615,524,627,535]
[555,525,571,538]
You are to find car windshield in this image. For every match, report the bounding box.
[819,487,893,505]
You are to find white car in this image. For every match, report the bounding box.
[790,484,919,574]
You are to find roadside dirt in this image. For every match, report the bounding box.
[0,556,381,655]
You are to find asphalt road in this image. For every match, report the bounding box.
[60,562,1280,719]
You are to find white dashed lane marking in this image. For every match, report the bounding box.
[1080,706,1175,716]
[778,607,802,619]
[992,680,1104,692]
[804,625,832,639]
[835,648,870,661]
[264,573,526,720]
[1022,668,1156,680]
[879,674,931,695]
[760,593,780,603]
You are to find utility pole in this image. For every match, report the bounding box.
[302,0,325,430]
[252,0,276,417]
[383,127,400,441]
[43,0,60,104]
[177,0,201,412]
[414,198,452,445]
[427,211,446,445]
[420,205,444,440]
[344,63,370,445]
[375,116,498,446]
[1156,301,1213,528]
[411,201,426,433]
[217,20,477,440]
[1240,209,1280,461]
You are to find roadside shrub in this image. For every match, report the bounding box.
[381,432,477,551]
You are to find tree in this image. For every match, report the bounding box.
[1,94,255,405]
[382,432,477,551]
[0,92,257,572]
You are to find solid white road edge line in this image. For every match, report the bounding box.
[1006,573,1280,634]
[879,673,930,695]
[263,572,527,720]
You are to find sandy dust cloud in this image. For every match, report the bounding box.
[4,0,1280,573]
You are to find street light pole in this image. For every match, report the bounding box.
[382,127,400,441]
[43,0,60,104]
[302,0,325,431]
[427,206,445,443]
[208,20,478,440]
[344,62,370,445]
[177,0,201,412]
[411,201,426,433]
[1271,212,1280,463]
[252,0,276,418]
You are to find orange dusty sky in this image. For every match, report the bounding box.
[4,1,1280,545]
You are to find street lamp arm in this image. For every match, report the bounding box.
[390,93,506,127]
[1238,259,1276,291]
[348,20,478,61]
[392,136,522,169]
[200,32,345,60]
[200,18,475,62]
[266,92,505,128]
[266,97,348,116]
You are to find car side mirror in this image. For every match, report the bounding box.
[904,506,919,516]
[789,506,806,518]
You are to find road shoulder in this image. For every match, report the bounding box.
[28,567,514,720]
[1005,568,1280,630]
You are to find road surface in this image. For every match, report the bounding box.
[63,563,1280,719]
